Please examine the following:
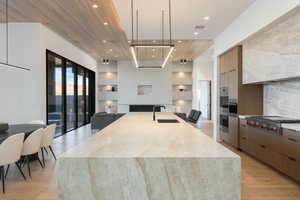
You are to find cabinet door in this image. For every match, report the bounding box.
[282,129,300,159]
[223,71,229,88]
[220,72,224,88]
[239,119,249,151]
[228,71,233,98]
[228,69,238,100]
[220,53,226,72]
[281,155,300,182]
[229,116,239,148]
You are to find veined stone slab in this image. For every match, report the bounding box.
[243,10,300,84]
[57,113,240,200]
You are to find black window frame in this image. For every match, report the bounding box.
[46,50,95,136]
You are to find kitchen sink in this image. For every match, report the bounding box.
[157,119,180,123]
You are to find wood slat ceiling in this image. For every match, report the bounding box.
[0,0,212,62]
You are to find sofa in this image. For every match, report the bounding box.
[91,112,125,131]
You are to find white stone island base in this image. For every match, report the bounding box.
[57,113,240,200]
[58,157,240,200]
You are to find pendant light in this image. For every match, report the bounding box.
[130,0,175,69]
[0,0,30,71]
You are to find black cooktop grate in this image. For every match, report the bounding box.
[247,116,300,124]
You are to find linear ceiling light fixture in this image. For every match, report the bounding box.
[0,0,30,71]
[130,0,174,69]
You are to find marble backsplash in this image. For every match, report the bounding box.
[264,79,300,118]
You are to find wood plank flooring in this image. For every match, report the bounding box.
[0,122,299,200]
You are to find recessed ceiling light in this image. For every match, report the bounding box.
[178,40,182,43]
[104,22,109,26]
[194,32,199,35]
[109,49,113,52]
[92,4,98,8]
[102,40,107,43]
[203,16,210,20]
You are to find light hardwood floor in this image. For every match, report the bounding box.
[0,122,300,200]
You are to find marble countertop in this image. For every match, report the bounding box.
[61,112,239,158]
[281,123,300,132]
[238,115,262,119]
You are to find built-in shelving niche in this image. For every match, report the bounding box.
[97,61,119,112]
[171,62,193,114]
[172,72,193,85]
[172,84,192,101]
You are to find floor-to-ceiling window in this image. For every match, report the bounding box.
[77,67,85,127]
[85,73,90,123]
[46,50,95,136]
[66,61,77,131]
[47,54,64,135]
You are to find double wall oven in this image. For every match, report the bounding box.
[220,87,238,133]
[220,87,229,132]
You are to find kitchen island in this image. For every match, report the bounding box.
[57,112,240,200]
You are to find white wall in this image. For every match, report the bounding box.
[192,47,214,120]
[40,25,97,72]
[0,23,43,124]
[118,61,173,113]
[0,23,97,124]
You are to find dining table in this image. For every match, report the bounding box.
[0,124,46,144]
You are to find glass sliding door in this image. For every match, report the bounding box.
[47,53,64,136]
[46,50,95,135]
[77,67,85,127]
[66,61,77,131]
[85,71,90,123]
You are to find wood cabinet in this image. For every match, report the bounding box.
[228,116,239,148]
[240,122,300,182]
[239,119,249,151]
[219,46,263,148]
[228,69,238,100]
[281,129,300,159]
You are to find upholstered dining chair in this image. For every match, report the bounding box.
[21,128,44,177]
[40,124,57,166]
[0,133,26,193]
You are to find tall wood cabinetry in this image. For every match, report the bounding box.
[219,46,263,148]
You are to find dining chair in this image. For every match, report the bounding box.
[21,128,44,177]
[41,124,57,166]
[187,109,196,121]
[0,133,26,193]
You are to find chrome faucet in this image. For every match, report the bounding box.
[153,105,166,121]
